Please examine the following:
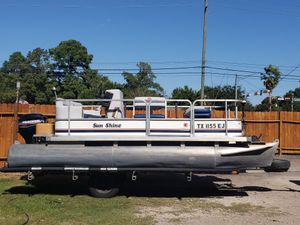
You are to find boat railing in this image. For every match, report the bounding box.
[146,99,192,136]
[192,99,246,136]
[65,98,136,136]
[63,98,245,136]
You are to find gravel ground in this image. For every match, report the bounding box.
[130,171,300,225]
[131,156,300,225]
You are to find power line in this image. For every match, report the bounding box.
[92,59,297,69]
[206,59,296,69]
[95,65,300,78]
[205,66,261,74]
[98,65,201,71]
[92,60,201,65]
[280,63,300,80]
[2,57,298,72]
[101,71,300,81]
[95,65,299,76]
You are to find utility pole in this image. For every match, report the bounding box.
[200,0,208,103]
[234,74,238,115]
[234,74,238,100]
[291,92,294,112]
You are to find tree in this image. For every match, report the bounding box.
[205,85,244,99]
[0,41,122,103]
[0,71,17,103]
[0,52,30,103]
[49,40,94,98]
[171,85,254,111]
[0,41,125,103]
[27,48,50,74]
[1,52,31,75]
[0,49,56,104]
[255,96,280,111]
[279,87,300,111]
[122,62,164,98]
[172,85,244,100]
[49,40,93,75]
[171,86,198,102]
[260,65,281,111]
[20,48,54,103]
[80,69,121,99]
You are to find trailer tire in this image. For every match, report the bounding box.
[264,159,290,172]
[88,174,119,198]
[89,186,119,198]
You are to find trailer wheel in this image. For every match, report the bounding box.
[264,159,291,172]
[88,174,119,198]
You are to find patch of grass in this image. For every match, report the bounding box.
[225,202,265,214]
[134,197,273,216]
[0,176,153,225]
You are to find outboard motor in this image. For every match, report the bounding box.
[18,113,48,143]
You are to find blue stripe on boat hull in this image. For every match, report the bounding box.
[55,129,242,133]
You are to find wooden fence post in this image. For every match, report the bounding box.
[279,111,282,155]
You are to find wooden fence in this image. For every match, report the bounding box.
[0,104,55,168]
[1,104,300,168]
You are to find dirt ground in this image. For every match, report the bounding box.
[133,172,300,225]
[132,156,300,225]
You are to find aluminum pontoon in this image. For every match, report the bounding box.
[1,89,278,197]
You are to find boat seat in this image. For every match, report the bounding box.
[134,114,165,119]
[83,114,103,118]
[184,109,211,118]
[56,99,83,119]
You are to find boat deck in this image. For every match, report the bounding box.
[46,135,251,143]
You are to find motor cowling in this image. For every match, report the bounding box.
[18,113,48,143]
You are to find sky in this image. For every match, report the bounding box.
[0,0,300,105]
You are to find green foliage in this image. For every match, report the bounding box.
[1,52,31,75]
[255,97,280,111]
[171,86,199,102]
[260,65,281,92]
[80,69,121,99]
[0,41,281,113]
[122,62,164,98]
[172,85,244,100]
[49,39,93,75]
[171,85,254,111]
[27,48,50,74]
[0,49,55,104]
[0,72,18,103]
[20,73,54,103]
[0,40,117,103]
[48,39,94,97]
[279,87,300,111]
[260,65,281,111]
[205,85,243,99]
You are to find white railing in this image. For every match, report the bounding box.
[63,98,245,136]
